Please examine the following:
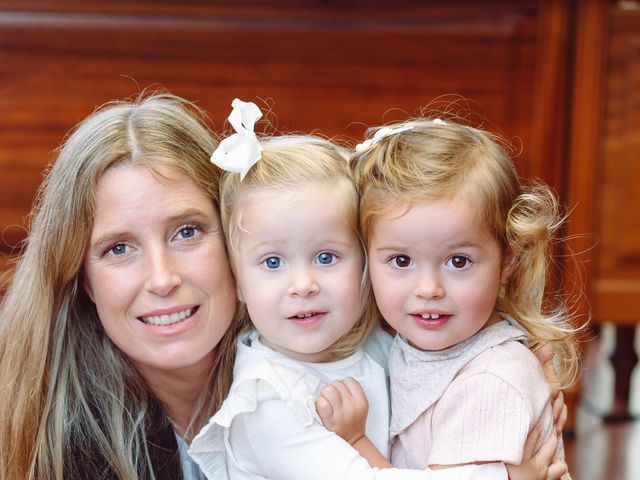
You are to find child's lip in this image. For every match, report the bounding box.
[411,310,449,318]
[411,313,451,328]
[287,310,326,319]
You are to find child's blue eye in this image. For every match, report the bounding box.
[316,252,335,265]
[446,255,471,269]
[264,256,282,269]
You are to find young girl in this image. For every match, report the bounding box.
[344,117,578,477]
[188,100,564,480]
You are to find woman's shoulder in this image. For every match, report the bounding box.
[64,401,182,480]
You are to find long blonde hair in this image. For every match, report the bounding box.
[352,118,580,386]
[0,93,239,479]
[220,135,376,358]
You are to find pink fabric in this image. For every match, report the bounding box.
[391,341,555,468]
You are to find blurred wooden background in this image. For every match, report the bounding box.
[1,0,639,466]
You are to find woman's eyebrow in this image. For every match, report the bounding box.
[164,207,212,223]
[91,208,214,248]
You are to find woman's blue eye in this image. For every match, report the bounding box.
[109,243,127,256]
[316,252,335,265]
[392,255,412,268]
[264,257,281,269]
[447,255,471,269]
[176,225,198,240]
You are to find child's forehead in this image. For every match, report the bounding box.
[374,189,485,223]
[242,180,354,207]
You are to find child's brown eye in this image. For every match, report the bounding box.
[448,255,470,269]
[393,255,412,268]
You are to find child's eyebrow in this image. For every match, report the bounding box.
[320,239,354,248]
[447,241,483,250]
[371,244,408,252]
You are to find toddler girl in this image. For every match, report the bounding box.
[189,100,564,480]
[347,117,578,477]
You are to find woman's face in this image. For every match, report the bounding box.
[83,163,236,381]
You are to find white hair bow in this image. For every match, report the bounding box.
[354,119,445,153]
[211,98,263,180]
[355,125,413,153]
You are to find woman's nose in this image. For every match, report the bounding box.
[145,247,182,296]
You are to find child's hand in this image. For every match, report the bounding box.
[551,390,567,435]
[506,428,567,480]
[534,346,568,435]
[534,345,560,389]
[315,377,368,445]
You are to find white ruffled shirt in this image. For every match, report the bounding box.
[189,328,507,480]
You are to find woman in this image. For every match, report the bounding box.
[0,93,239,479]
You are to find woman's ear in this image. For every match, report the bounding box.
[83,275,96,303]
[501,248,516,284]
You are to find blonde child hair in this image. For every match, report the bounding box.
[220,134,376,359]
[351,118,579,386]
[0,93,240,479]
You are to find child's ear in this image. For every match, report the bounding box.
[236,283,244,303]
[501,248,516,284]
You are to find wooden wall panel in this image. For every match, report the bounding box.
[0,1,569,273]
[594,8,640,324]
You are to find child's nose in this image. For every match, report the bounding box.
[287,266,320,297]
[414,271,444,300]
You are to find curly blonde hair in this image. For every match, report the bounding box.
[352,118,580,386]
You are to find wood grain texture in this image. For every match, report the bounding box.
[563,0,608,327]
[594,7,640,324]
[0,1,562,274]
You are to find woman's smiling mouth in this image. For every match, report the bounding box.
[139,306,199,326]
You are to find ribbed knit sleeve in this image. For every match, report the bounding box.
[427,342,553,466]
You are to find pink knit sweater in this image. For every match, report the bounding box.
[391,341,557,468]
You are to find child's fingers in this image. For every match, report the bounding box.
[522,426,541,460]
[318,383,343,410]
[552,391,564,421]
[315,396,333,423]
[556,405,567,434]
[551,390,567,434]
[534,430,559,466]
[342,377,368,405]
[328,379,353,405]
[546,460,568,480]
[534,345,553,365]
[342,377,365,397]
